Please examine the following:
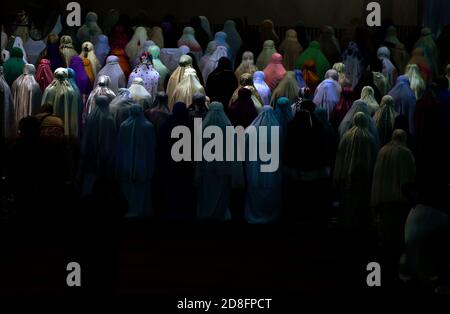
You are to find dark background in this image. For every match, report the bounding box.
[2,0,422,27]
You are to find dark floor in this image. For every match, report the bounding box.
[0,217,429,303]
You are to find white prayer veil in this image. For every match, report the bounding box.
[405,64,426,100]
[125,26,148,62]
[128,77,152,108]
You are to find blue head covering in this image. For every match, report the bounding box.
[94,34,111,67]
[253,71,272,107]
[294,69,306,89]
[245,105,282,224]
[80,95,116,176]
[274,97,293,131]
[213,32,231,59]
[66,67,83,115]
[116,104,155,182]
[388,75,416,135]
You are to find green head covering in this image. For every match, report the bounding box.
[10,47,24,58]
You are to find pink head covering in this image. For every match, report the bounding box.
[263,53,286,91]
[35,59,54,92]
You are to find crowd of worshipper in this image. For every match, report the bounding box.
[1,10,450,286]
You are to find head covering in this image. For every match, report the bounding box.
[12,36,28,63]
[11,64,42,123]
[414,27,439,79]
[149,26,164,49]
[342,42,364,88]
[109,88,136,129]
[377,46,397,89]
[166,54,193,107]
[110,25,129,50]
[148,45,169,91]
[125,26,148,62]
[259,20,279,44]
[222,20,242,65]
[372,71,389,97]
[199,44,228,83]
[333,62,351,88]
[338,100,380,149]
[41,34,63,71]
[384,26,410,75]
[196,101,242,221]
[23,37,45,64]
[330,86,353,129]
[68,55,93,99]
[229,87,258,128]
[360,86,380,115]
[35,59,54,92]
[317,26,341,65]
[295,41,330,80]
[388,76,417,135]
[159,45,191,73]
[169,67,205,110]
[95,55,126,94]
[334,112,378,195]
[188,92,209,120]
[373,95,397,146]
[94,35,110,67]
[256,40,277,70]
[408,48,432,83]
[86,75,116,114]
[59,35,78,67]
[80,95,116,194]
[77,12,103,44]
[2,47,26,86]
[313,70,342,119]
[235,51,258,80]
[127,54,160,102]
[0,66,17,139]
[279,29,303,71]
[229,73,264,111]
[270,71,299,106]
[274,97,294,134]
[110,47,131,78]
[212,32,231,60]
[199,41,217,72]
[128,77,152,109]
[371,129,415,207]
[116,104,156,217]
[80,41,101,75]
[178,26,202,52]
[245,105,282,224]
[41,68,80,137]
[81,57,95,83]
[205,57,238,106]
[263,53,286,91]
[253,71,272,107]
[405,64,426,100]
[200,16,213,41]
[301,60,320,93]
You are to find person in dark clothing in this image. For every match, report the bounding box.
[206,57,238,107]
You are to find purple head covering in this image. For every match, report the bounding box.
[68,56,93,96]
